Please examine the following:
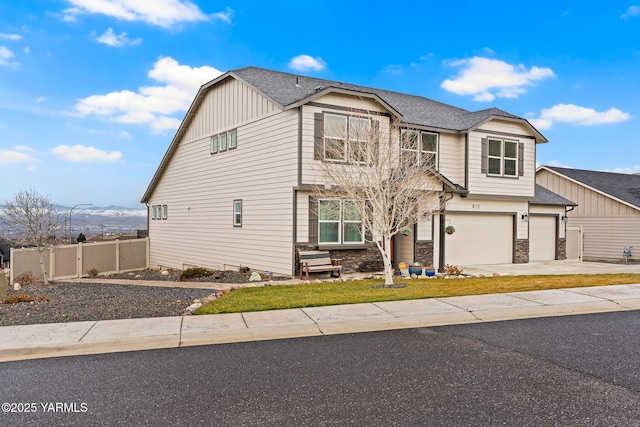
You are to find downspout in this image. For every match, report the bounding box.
[563,205,576,235]
[438,190,456,271]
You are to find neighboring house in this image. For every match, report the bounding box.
[537,166,640,262]
[142,66,571,276]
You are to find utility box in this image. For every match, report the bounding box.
[0,272,7,301]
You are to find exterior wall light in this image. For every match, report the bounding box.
[521,213,529,222]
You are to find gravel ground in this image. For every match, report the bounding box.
[0,268,275,327]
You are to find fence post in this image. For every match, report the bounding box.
[49,248,55,282]
[115,240,120,273]
[146,237,150,269]
[9,247,14,285]
[76,242,83,278]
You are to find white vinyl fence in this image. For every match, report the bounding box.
[10,238,149,284]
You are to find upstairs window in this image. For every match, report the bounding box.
[324,114,347,161]
[322,114,371,163]
[210,129,237,155]
[401,130,438,168]
[487,138,519,177]
[151,204,167,220]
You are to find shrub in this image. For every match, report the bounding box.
[77,233,87,243]
[35,294,51,302]
[87,268,99,277]
[443,264,463,276]
[2,293,33,304]
[180,267,214,281]
[15,271,37,286]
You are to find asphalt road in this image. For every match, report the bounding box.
[1,311,638,426]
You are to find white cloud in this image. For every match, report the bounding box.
[0,146,36,163]
[0,33,22,40]
[441,57,555,102]
[288,54,327,72]
[0,46,17,67]
[621,5,640,19]
[529,104,631,130]
[36,96,46,103]
[545,160,573,168]
[212,7,234,23]
[75,56,222,132]
[63,0,230,28]
[605,165,640,174]
[52,145,122,162]
[96,28,142,47]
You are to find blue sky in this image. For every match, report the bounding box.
[1,1,639,207]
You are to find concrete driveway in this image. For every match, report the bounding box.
[461,259,640,276]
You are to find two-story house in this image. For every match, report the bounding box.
[141,66,570,276]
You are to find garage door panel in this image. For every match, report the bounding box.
[530,216,556,261]
[445,214,513,266]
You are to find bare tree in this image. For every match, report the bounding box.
[313,112,444,285]
[1,189,61,284]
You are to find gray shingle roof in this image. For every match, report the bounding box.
[543,166,640,208]
[231,67,522,132]
[532,184,577,206]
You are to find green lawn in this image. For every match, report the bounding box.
[195,273,640,315]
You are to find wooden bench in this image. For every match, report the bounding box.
[298,250,342,280]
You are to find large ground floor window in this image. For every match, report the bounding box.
[318,199,364,244]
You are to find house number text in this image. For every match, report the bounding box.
[472,204,480,209]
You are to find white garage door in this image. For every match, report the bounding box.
[444,213,513,266]
[529,216,556,261]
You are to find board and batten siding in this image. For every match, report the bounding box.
[467,120,536,198]
[536,169,640,216]
[149,109,299,275]
[183,77,279,142]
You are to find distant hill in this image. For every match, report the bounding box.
[1,205,148,238]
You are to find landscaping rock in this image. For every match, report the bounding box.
[249,272,262,282]
[13,283,21,291]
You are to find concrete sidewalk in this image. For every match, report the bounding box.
[2,283,640,363]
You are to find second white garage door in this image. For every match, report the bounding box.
[529,215,557,261]
[444,213,513,266]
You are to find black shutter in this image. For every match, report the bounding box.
[481,138,488,174]
[308,196,318,244]
[314,113,323,160]
[518,142,524,177]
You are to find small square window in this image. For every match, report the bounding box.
[210,136,218,154]
[229,130,237,149]
[233,200,242,227]
[220,133,227,151]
